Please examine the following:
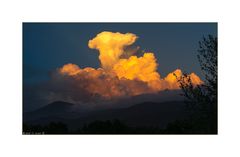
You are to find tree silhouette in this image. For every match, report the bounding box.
[175,35,217,133]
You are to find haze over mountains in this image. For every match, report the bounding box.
[23,90,188,130]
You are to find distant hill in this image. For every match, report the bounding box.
[31,101,74,113]
[24,100,189,130]
[23,101,83,123]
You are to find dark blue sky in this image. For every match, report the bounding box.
[23,23,217,84]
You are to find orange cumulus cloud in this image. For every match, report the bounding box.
[88,31,137,70]
[113,53,160,82]
[57,31,203,100]
[59,63,81,76]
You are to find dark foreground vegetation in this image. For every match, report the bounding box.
[23,112,217,134]
[23,118,216,134]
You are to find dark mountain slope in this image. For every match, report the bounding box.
[24,101,189,130]
[67,101,188,129]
